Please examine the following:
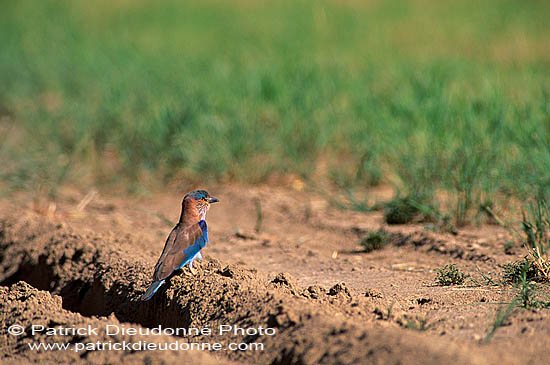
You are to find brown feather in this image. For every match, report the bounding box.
[152,222,205,281]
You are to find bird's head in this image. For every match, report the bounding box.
[182,189,219,220]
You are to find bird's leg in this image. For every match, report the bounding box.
[185,261,197,276]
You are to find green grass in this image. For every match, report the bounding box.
[384,196,425,225]
[520,200,550,280]
[434,264,469,286]
[501,258,540,284]
[485,268,550,343]
[484,299,516,343]
[359,230,391,253]
[1,0,550,217]
[499,199,550,284]
[403,315,431,332]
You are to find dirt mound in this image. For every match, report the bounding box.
[389,230,495,262]
[0,212,503,364]
[0,281,219,364]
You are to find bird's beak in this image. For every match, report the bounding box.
[209,197,220,203]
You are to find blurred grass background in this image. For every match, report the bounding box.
[1,0,550,222]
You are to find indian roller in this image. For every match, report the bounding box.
[141,190,219,301]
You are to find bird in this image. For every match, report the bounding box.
[141,189,219,301]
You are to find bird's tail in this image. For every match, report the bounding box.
[140,280,165,301]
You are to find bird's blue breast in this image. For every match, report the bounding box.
[182,220,208,260]
[198,220,208,244]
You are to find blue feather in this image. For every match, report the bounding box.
[179,220,208,269]
[189,221,208,269]
[198,220,209,244]
[141,279,165,301]
[186,190,209,200]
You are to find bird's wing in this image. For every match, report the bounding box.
[152,220,208,281]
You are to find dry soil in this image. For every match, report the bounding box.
[1,184,549,364]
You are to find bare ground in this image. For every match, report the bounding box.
[1,184,549,364]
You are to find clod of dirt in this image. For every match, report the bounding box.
[328,282,352,299]
[271,272,297,287]
[365,288,384,298]
[417,297,432,305]
[271,272,299,295]
[218,264,237,278]
[302,285,326,299]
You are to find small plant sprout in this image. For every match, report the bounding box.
[359,230,391,253]
[434,264,469,286]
